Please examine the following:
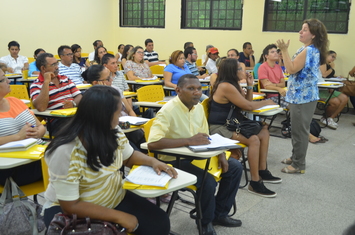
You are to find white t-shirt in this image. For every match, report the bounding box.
[88,51,95,62]
[0,54,28,73]
[206,58,217,74]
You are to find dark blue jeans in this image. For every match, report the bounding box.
[350,96,355,111]
[167,157,242,225]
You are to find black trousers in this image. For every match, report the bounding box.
[0,160,42,186]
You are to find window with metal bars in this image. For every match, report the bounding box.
[263,0,351,34]
[120,0,165,28]
[181,0,244,30]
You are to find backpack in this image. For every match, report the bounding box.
[281,118,321,138]
[281,118,291,138]
[310,119,321,137]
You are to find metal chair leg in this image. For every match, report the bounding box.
[239,148,249,188]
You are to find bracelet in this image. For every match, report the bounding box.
[71,100,77,107]
[132,222,139,232]
[246,86,253,90]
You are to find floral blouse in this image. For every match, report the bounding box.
[124,60,151,78]
[286,44,321,104]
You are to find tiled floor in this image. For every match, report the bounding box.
[33,109,355,235]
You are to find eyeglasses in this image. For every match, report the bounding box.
[0,76,9,83]
[97,78,111,82]
[331,55,337,59]
[63,53,73,56]
[48,62,59,67]
[192,53,198,56]
[136,51,144,54]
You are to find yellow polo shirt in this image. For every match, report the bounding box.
[148,96,209,161]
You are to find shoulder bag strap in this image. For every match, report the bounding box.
[226,105,236,121]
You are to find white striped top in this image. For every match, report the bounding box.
[0,97,36,137]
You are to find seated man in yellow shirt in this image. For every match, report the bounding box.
[148,74,243,235]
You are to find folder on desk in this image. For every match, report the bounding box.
[317,82,343,86]
[191,152,231,181]
[188,133,240,152]
[252,105,280,113]
[123,91,137,96]
[119,116,150,125]
[5,73,21,77]
[0,145,46,159]
[135,79,160,82]
[50,108,77,116]
[0,138,37,153]
[76,84,92,89]
[122,165,171,190]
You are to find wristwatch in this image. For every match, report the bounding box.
[246,86,253,90]
[71,100,77,107]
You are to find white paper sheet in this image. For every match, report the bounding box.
[126,165,172,187]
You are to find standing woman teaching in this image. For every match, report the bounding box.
[277,18,328,174]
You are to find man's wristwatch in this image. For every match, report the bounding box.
[71,100,77,107]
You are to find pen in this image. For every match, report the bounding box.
[207,136,212,140]
[31,125,35,128]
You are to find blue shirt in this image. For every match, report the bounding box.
[286,45,320,104]
[28,61,39,77]
[164,63,192,85]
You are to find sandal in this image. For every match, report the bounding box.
[159,194,171,203]
[281,166,305,174]
[319,136,328,141]
[281,158,292,165]
[309,138,327,144]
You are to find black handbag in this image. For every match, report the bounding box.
[47,213,127,235]
[225,105,263,139]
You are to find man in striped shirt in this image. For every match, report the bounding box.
[143,38,166,67]
[30,53,82,112]
[58,45,84,85]
[184,47,208,79]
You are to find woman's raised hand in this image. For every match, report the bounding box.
[276,39,290,51]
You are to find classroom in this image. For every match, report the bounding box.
[1,0,355,234]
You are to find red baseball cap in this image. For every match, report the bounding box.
[208,47,219,54]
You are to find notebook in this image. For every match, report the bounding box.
[188,133,240,152]
[0,138,37,153]
[0,145,47,159]
[122,165,172,190]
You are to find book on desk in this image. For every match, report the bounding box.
[188,133,240,152]
[0,138,38,153]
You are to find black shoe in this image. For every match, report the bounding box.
[259,169,282,184]
[248,180,277,198]
[213,217,242,227]
[200,223,216,235]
